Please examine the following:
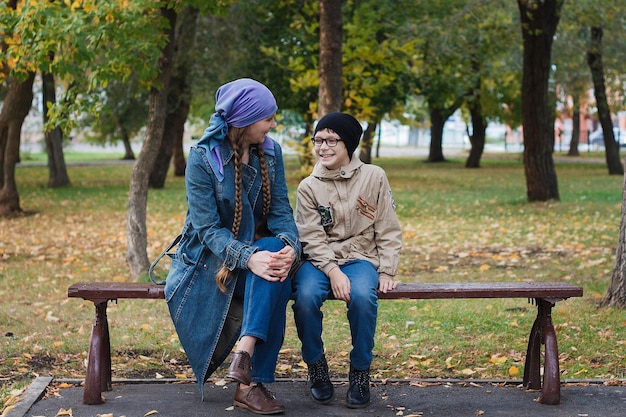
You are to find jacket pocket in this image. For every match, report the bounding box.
[164,254,197,303]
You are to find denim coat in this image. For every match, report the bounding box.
[164,139,300,395]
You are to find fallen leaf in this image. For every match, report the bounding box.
[489,354,507,364]
[144,411,158,416]
[56,408,73,416]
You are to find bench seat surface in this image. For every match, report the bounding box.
[68,281,582,301]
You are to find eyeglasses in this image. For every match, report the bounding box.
[311,137,342,147]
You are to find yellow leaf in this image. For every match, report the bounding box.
[144,411,158,416]
[276,364,292,372]
[489,354,507,364]
[445,357,459,369]
[479,264,490,272]
[141,323,153,331]
[509,366,519,376]
[174,373,188,379]
[56,408,73,416]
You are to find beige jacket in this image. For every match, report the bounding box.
[295,157,402,279]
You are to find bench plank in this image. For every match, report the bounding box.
[378,282,583,300]
[68,281,583,406]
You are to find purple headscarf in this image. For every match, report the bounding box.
[197,78,278,181]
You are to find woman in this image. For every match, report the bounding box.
[164,78,300,415]
[292,112,402,408]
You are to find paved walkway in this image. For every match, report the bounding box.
[8,377,626,417]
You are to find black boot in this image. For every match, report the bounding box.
[308,355,334,404]
[346,365,370,408]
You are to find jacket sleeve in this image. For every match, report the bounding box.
[373,170,403,278]
[185,147,256,271]
[266,143,302,262]
[295,179,339,276]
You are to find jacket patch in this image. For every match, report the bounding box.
[318,205,334,226]
[356,196,376,220]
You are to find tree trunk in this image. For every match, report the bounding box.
[587,26,623,175]
[359,121,377,164]
[126,6,177,280]
[428,107,446,162]
[318,0,342,116]
[465,99,486,168]
[603,171,626,308]
[517,0,562,202]
[465,69,486,168]
[567,96,580,156]
[119,123,136,160]
[42,71,71,188]
[0,74,35,216]
[150,5,198,187]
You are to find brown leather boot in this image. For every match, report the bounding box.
[234,383,285,415]
[228,350,252,385]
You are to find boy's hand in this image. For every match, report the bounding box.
[329,267,351,302]
[378,275,397,293]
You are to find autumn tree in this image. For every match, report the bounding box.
[126,5,178,279]
[318,0,342,116]
[0,0,35,215]
[149,4,200,187]
[342,0,419,164]
[517,0,563,202]
[1,1,164,216]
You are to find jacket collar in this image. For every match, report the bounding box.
[312,156,363,180]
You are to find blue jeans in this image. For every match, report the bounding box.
[234,237,292,383]
[292,260,379,371]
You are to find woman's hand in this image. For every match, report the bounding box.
[247,245,295,282]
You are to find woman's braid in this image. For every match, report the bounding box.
[216,127,245,292]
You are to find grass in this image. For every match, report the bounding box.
[1,149,625,409]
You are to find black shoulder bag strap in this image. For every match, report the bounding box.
[148,234,182,285]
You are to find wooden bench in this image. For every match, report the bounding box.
[68,281,583,406]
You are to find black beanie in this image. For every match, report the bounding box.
[314,112,363,159]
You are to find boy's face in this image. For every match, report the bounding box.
[312,128,350,170]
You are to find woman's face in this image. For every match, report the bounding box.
[313,128,350,170]
[242,114,277,146]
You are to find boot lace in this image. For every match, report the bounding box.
[309,356,331,383]
[350,368,370,395]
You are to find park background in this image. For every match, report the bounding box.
[2,0,626,412]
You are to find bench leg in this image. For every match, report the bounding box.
[539,300,560,405]
[523,311,542,390]
[522,299,560,405]
[83,300,112,405]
